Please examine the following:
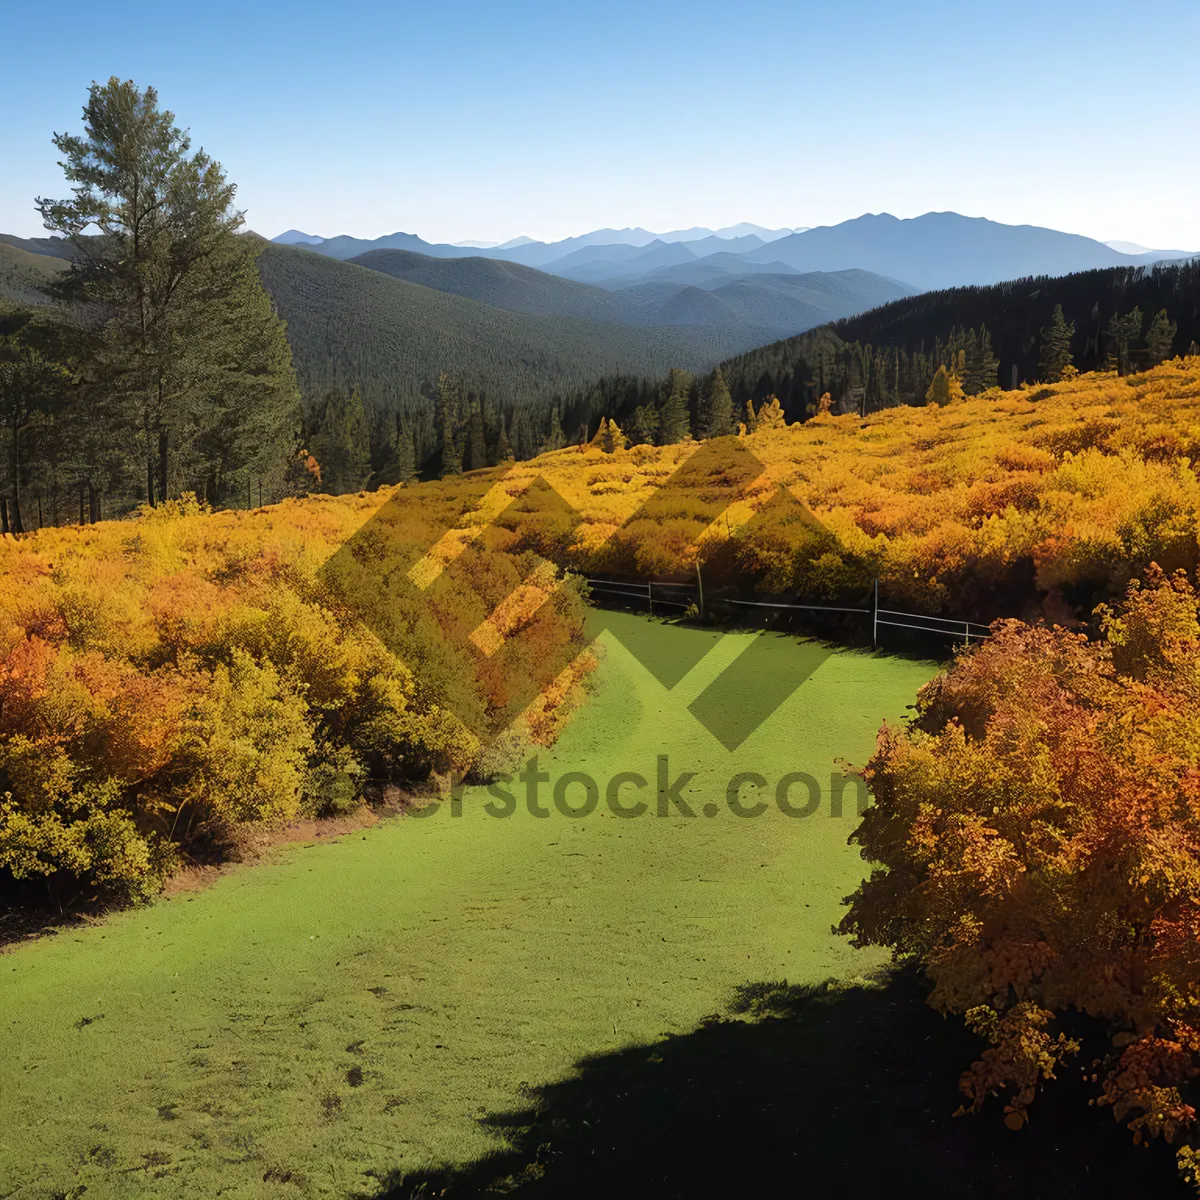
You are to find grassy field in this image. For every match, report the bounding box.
[0,614,935,1198]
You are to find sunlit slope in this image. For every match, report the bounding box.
[423,357,1200,616]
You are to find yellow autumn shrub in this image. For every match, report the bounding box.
[464,356,1200,615]
[0,486,589,906]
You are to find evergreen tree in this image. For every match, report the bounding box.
[393,420,416,483]
[511,407,535,460]
[702,365,734,437]
[465,396,487,471]
[309,388,371,494]
[658,368,692,444]
[435,373,463,476]
[1144,309,1178,366]
[1038,305,1076,382]
[0,332,70,533]
[1106,308,1144,376]
[626,403,659,446]
[37,78,299,507]
[493,415,514,463]
[962,325,1000,394]
[591,417,628,454]
[979,327,1000,392]
[538,404,567,454]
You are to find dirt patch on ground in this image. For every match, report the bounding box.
[3,784,437,947]
[162,810,384,895]
[162,786,430,896]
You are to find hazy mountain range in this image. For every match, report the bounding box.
[274,222,798,253]
[344,247,911,333]
[271,212,1197,293]
[0,229,913,428]
[8,209,1195,439]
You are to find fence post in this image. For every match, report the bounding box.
[872,579,879,646]
[695,561,704,618]
[648,580,653,615]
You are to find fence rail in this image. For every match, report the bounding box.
[583,574,995,646]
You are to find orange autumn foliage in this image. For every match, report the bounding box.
[839,565,1200,1188]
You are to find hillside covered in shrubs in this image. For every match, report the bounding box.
[3,355,1200,912]
[475,355,1200,621]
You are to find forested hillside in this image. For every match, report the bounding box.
[706,260,1200,420]
[0,241,64,308]
[345,248,910,341]
[256,242,783,482]
[347,247,655,322]
[834,260,1200,376]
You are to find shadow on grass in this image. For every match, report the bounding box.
[373,969,1185,1199]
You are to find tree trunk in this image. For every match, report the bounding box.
[1,498,9,536]
[88,483,99,525]
[146,456,156,508]
[9,423,23,534]
[158,427,169,504]
[79,483,86,525]
[37,495,43,530]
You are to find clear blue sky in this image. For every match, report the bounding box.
[4,0,1199,248]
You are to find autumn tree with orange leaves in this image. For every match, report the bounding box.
[839,566,1200,1190]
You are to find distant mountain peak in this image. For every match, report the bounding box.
[712,222,797,242]
[273,229,325,245]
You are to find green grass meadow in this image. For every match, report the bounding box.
[0,615,936,1198]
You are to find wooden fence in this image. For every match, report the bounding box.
[583,575,993,647]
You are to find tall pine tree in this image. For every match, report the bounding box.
[37,78,299,507]
[310,388,371,494]
[493,415,514,464]
[1038,305,1076,382]
[702,365,734,437]
[1106,308,1144,376]
[658,368,692,445]
[1145,309,1177,366]
[392,418,416,483]
[435,373,463,476]
[465,396,487,471]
